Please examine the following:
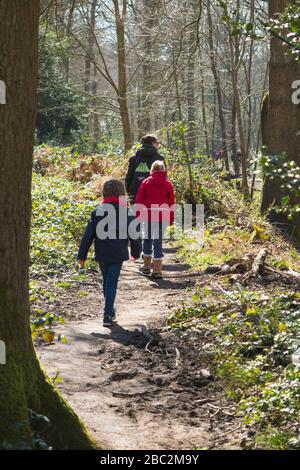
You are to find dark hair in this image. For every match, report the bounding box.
[103,178,126,198]
[141,134,159,146]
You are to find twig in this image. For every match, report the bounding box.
[211,283,241,306]
[208,403,220,410]
[145,341,153,355]
[222,423,242,437]
[193,398,211,405]
[175,347,180,368]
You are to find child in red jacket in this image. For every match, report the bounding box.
[135,160,175,279]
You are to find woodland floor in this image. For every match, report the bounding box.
[37,247,247,450]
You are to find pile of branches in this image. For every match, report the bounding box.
[204,249,300,286]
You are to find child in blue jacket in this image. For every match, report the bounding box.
[77,178,141,327]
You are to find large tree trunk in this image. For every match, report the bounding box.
[261,0,300,235]
[0,0,97,449]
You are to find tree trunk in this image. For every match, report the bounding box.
[137,0,160,137]
[186,3,198,155]
[261,0,300,235]
[207,2,230,172]
[114,0,132,152]
[85,0,99,149]
[199,45,210,156]
[90,0,99,150]
[229,34,249,197]
[0,0,97,449]
[231,100,241,177]
[173,54,194,194]
[201,76,210,157]
[64,0,76,81]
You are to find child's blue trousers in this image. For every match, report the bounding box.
[99,262,123,320]
[142,221,167,260]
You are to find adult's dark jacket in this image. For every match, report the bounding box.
[125,144,165,200]
[77,199,141,264]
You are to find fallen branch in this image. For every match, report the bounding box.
[205,254,254,276]
[241,249,268,283]
[265,265,300,284]
[251,249,269,277]
[112,390,148,398]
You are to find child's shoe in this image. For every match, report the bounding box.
[152,259,163,279]
[139,255,152,275]
[103,317,114,327]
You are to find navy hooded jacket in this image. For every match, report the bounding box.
[77,200,141,264]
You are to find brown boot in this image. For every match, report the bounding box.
[140,255,152,275]
[152,259,163,279]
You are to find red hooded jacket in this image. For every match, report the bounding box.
[135,171,175,224]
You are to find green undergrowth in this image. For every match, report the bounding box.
[168,286,300,449]
[31,145,300,448]
[30,146,126,344]
[171,172,300,449]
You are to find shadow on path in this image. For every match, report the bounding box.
[163,263,191,272]
[91,324,147,349]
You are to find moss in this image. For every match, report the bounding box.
[0,357,32,447]
[0,286,98,449]
[36,356,99,450]
[0,353,99,449]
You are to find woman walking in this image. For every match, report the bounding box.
[135,161,175,279]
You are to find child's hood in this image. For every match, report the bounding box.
[148,171,168,186]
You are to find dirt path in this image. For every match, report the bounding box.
[37,248,244,450]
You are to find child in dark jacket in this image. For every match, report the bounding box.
[77,179,141,327]
[135,161,175,279]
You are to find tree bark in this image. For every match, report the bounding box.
[114,0,132,151]
[0,0,97,449]
[261,0,300,235]
[207,2,230,172]
[231,100,241,177]
[228,33,249,197]
[137,0,160,137]
[64,0,76,81]
[201,76,210,157]
[186,1,198,155]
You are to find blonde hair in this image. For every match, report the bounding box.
[151,160,165,173]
